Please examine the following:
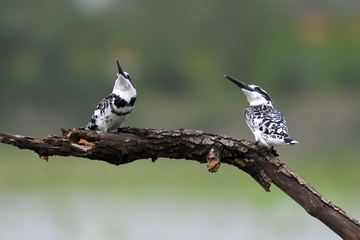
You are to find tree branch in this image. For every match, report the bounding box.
[1,127,359,239]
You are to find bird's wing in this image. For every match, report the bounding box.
[262,109,289,136]
[244,108,257,132]
[244,106,289,137]
[94,95,114,116]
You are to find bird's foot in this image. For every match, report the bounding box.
[116,127,125,133]
[270,146,279,156]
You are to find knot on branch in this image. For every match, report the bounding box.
[206,147,221,173]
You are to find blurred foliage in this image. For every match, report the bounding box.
[1,0,360,134]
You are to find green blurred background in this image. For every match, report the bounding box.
[1,0,360,239]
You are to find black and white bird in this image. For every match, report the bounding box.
[85,60,136,133]
[225,75,298,148]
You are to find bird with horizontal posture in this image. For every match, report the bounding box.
[225,75,298,149]
[86,60,137,133]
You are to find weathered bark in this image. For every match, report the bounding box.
[0,127,359,239]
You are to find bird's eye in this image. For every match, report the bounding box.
[127,74,132,81]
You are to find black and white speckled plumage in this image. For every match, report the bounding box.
[244,104,290,147]
[225,75,298,147]
[86,60,137,133]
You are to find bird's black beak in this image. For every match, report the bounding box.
[225,75,253,91]
[116,59,125,75]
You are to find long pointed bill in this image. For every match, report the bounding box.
[116,59,125,76]
[225,75,254,92]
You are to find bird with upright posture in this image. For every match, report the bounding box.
[225,75,298,149]
[86,60,137,133]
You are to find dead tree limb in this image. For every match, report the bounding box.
[0,127,359,239]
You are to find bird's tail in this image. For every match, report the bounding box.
[284,138,299,145]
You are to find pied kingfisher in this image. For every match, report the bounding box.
[85,60,137,133]
[225,75,299,148]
